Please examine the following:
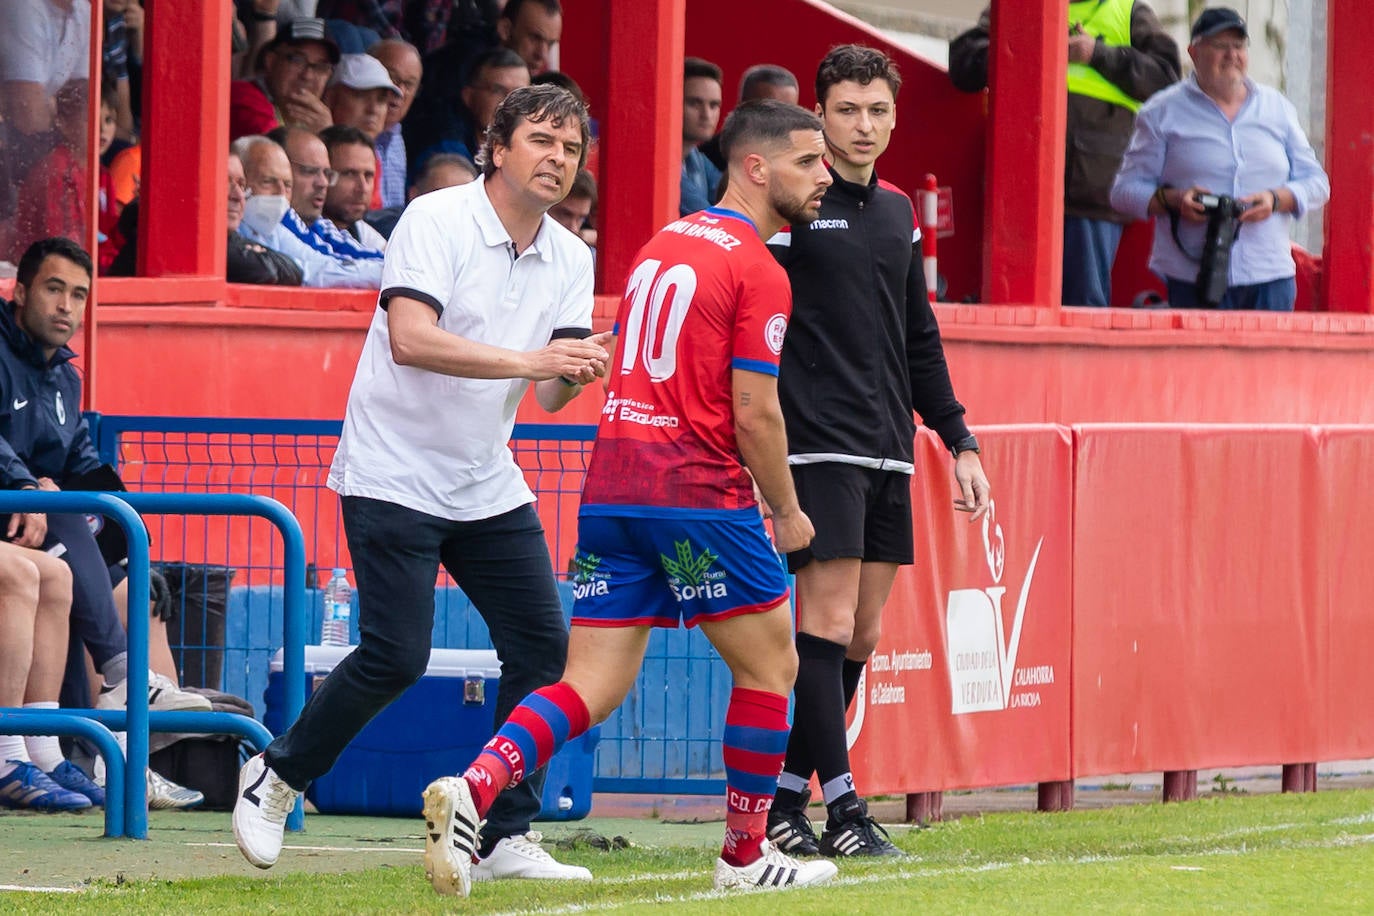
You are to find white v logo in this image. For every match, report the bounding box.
[989,537,1044,701]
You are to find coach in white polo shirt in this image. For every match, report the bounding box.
[235,85,610,884]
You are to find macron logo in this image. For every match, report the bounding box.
[809,218,849,230]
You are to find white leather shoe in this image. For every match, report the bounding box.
[471,831,592,882]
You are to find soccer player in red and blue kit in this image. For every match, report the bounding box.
[419,99,840,897]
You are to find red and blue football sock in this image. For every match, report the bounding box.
[721,686,790,866]
[462,681,590,817]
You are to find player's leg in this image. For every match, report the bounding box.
[0,543,88,811]
[423,624,651,896]
[236,496,445,868]
[425,514,660,896]
[700,600,837,890]
[439,503,590,882]
[817,470,912,857]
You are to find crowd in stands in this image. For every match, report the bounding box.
[0,3,1341,308]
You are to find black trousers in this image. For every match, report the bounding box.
[265,497,570,839]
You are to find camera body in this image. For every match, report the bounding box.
[1194,193,1248,307]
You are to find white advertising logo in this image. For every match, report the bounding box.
[945,500,1049,714]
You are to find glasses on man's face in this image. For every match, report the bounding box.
[291,161,340,187]
[283,51,335,79]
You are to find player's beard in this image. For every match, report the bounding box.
[769,182,820,226]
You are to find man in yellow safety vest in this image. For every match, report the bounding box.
[950,1,1180,306]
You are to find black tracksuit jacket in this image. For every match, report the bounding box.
[769,167,970,469]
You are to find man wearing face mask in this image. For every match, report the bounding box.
[269,126,385,262]
[233,135,382,288]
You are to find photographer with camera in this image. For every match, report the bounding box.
[1110,7,1328,310]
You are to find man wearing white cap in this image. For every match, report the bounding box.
[326,53,401,143]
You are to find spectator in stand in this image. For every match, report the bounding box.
[13,81,88,256]
[497,0,562,76]
[95,85,122,273]
[230,17,341,140]
[102,0,144,144]
[699,64,799,172]
[0,539,108,811]
[326,53,400,143]
[270,125,384,260]
[1110,7,1329,311]
[405,46,529,173]
[364,152,477,239]
[237,136,384,287]
[548,168,596,249]
[1,237,210,809]
[680,57,724,216]
[321,125,389,251]
[236,1,283,80]
[110,151,305,285]
[0,0,91,138]
[949,1,1180,307]
[368,39,423,208]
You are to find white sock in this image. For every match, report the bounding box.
[0,733,30,776]
[22,702,65,771]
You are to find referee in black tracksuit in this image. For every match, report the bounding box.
[764,45,991,859]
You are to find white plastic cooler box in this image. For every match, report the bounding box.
[264,645,597,819]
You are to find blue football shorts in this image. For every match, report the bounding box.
[570,507,791,628]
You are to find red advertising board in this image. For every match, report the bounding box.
[847,425,1073,793]
[1071,425,1325,776]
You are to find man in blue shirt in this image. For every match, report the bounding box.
[680,57,724,216]
[1111,7,1329,311]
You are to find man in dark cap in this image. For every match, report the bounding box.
[231,17,342,140]
[1111,6,1329,311]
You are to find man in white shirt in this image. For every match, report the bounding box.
[234,85,609,887]
[0,0,90,136]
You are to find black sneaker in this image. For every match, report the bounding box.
[766,788,820,856]
[818,798,903,857]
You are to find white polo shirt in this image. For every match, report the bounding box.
[0,0,90,93]
[327,177,595,521]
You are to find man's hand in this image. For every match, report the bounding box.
[1171,186,1212,224]
[281,90,332,132]
[526,331,612,382]
[7,491,47,548]
[770,507,814,555]
[1067,33,1096,64]
[123,1,145,33]
[35,477,60,492]
[1238,189,1280,223]
[952,452,991,522]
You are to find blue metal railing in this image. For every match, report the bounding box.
[0,489,308,838]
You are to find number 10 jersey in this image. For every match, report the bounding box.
[581,207,793,512]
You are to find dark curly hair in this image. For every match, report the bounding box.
[815,44,901,106]
[477,83,590,179]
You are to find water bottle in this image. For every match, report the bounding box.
[321,568,352,646]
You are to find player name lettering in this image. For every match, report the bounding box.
[663,220,743,251]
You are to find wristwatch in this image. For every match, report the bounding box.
[950,434,980,457]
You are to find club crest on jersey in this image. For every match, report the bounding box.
[661,539,728,602]
[765,314,788,355]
